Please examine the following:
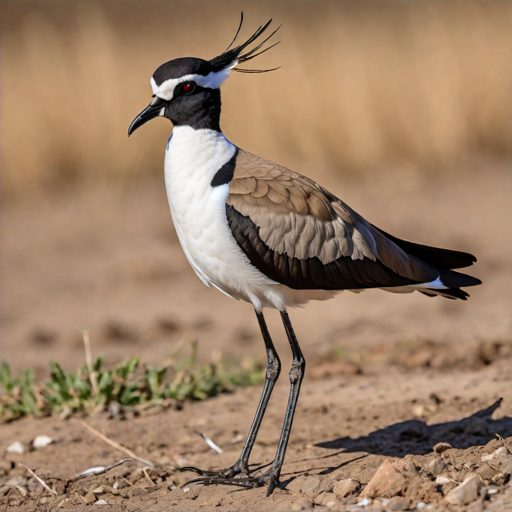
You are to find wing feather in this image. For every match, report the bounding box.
[226,149,438,290]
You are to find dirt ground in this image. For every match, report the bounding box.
[1,161,511,511]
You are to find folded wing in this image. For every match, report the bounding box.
[226,150,457,292]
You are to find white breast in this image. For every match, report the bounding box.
[164,126,281,310]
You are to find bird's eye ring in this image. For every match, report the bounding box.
[181,82,196,94]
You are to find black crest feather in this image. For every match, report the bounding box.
[209,13,281,74]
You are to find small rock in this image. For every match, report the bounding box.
[32,435,54,449]
[83,492,96,504]
[444,474,482,505]
[357,497,372,507]
[487,485,499,496]
[107,401,124,419]
[477,462,497,481]
[94,499,108,505]
[412,405,426,418]
[416,502,427,510]
[15,485,27,497]
[362,459,416,498]
[427,456,445,476]
[289,475,333,498]
[182,486,201,499]
[433,442,452,454]
[91,485,104,494]
[287,476,305,494]
[435,475,451,485]
[299,475,323,497]
[315,491,338,508]
[6,441,24,454]
[333,478,360,498]
[40,497,48,504]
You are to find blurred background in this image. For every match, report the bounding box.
[1,0,511,372]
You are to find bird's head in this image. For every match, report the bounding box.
[128,15,279,135]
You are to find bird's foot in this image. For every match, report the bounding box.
[183,468,281,496]
[178,460,248,479]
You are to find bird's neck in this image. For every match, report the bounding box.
[170,90,222,131]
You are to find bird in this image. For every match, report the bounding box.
[128,16,481,495]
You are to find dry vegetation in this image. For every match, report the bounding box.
[2,0,512,197]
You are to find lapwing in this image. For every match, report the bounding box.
[128,16,481,495]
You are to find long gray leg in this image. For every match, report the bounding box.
[182,310,304,495]
[234,309,281,471]
[181,308,281,477]
[265,310,305,495]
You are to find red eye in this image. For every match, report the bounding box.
[181,82,195,94]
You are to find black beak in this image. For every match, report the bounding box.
[128,97,167,136]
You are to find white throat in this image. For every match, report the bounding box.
[164,126,235,184]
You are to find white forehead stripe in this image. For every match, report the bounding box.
[150,68,231,101]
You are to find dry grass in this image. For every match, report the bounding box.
[2,0,512,197]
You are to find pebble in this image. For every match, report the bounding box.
[32,435,54,449]
[477,462,497,481]
[435,475,451,485]
[315,491,338,508]
[487,485,499,496]
[182,486,201,499]
[15,485,27,497]
[433,442,452,454]
[83,492,97,504]
[361,460,415,498]
[444,474,482,505]
[333,478,361,498]
[288,475,332,497]
[300,475,323,496]
[6,441,25,454]
[427,456,445,476]
[94,499,108,505]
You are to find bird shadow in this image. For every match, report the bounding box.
[315,398,512,457]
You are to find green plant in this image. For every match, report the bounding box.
[0,343,263,422]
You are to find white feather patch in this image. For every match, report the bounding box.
[151,67,231,101]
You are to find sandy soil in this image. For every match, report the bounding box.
[1,162,511,510]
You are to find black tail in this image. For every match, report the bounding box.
[373,225,477,269]
[373,225,482,300]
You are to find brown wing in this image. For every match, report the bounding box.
[226,149,438,290]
